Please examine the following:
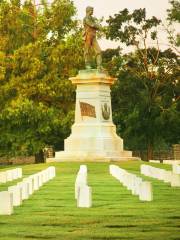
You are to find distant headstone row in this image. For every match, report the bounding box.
[0,168,22,183]
[149,160,180,165]
[140,164,180,187]
[109,165,153,201]
[0,166,56,215]
[75,165,92,208]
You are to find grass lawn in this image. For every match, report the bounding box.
[0,161,180,240]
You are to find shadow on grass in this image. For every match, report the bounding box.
[105,224,137,228]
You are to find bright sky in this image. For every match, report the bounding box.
[73,0,172,51]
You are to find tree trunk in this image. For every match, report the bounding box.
[147,143,153,161]
[35,149,45,163]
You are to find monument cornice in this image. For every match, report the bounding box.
[69,69,117,85]
[69,77,116,85]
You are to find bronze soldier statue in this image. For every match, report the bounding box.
[83,6,102,70]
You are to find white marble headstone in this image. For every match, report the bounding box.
[33,174,39,190]
[0,172,7,183]
[163,171,172,183]
[0,191,13,215]
[17,168,22,178]
[6,170,13,182]
[49,166,56,179]
[132,177,142,195]
[171,174,180,187]
[75,173,87,199]
[38,173,43,187]
[42,171,47,183]
[23,178,33,195]
[17,182,29,200]
[77,185,92,208]
[79,165,87,174]
[8,185,22,206]
[139,182,153,201]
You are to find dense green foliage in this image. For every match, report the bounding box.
[0,161,180,239]
[0,0,84,158]
[166,0,180,50]
[167,0,180,23]
[105,8,180,159]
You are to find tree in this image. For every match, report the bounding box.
[0,0,84,159]
[166,0,180,50]
[102,47,123,76]
[167,0,180,22]
[106,8,180,160]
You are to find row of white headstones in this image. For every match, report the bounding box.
[0,168,22,183]
[75,163,180,207]
[141,164,180,187]
[110,165,153,201]
[149,160,180,165]
[110,163,180,203]
[0,166,56,215]
[75,165,92,208]
[149,161,180,174]
[1,163,179,212]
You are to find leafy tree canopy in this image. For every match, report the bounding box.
[105,8,180,159]
[0,0,84,158]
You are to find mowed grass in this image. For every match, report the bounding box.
[0,161,180,240]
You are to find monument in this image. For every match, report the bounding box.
[52,7,138,162]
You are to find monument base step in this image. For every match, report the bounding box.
[46,151,140,162]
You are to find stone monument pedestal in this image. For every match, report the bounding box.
[51,70,139,162]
